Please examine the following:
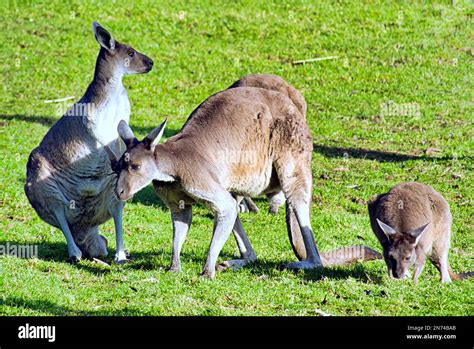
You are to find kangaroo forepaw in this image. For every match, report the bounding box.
[217,258,254,271]
[67,255,81,264]
[114,251,132,264]
[115,258,132,265]
[285,260,322,271]
[200,269,216,279]
[168,265,182,273]
[268,206,279,215]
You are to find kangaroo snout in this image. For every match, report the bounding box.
[145,57,154,70]
[139,54,154,73]
[115,186,130,201]
[392,270,404,279]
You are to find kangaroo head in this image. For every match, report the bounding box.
[111,119,170,200]
[376,219,429,279]
[92,22,153,75]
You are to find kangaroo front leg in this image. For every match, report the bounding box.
[110,201,128,264]
[169,205,192,272]
[413,250,426,284]
[268,191,285,215]
[202,196,238,279]
[218,215,257,271]
[54,210,82,263]
[439,250,452,283]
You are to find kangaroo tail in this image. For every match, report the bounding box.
[320,245,383,267]
[448,268,474,281]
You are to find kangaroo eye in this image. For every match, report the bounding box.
[128,50,135,57]
[130,164,141,171]
[405,256,411,261]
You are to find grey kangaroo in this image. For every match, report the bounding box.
[368,182,473,283]
[24,22,153,263]
[108,76,381,278]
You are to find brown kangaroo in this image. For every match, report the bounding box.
[227,74,306,215]
[107,75,381,278]
[368,182,473,283]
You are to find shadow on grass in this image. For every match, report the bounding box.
[0,238,134,275]
[0,237,383,285]
[300,263,384,284]
[313,143,465,163]
[126,249,238,271]
[126,248,383,284]
[246,259,383,284]
[0,237,236,275]
[0,296,145,316]
[0,114,181,139]
[3,114,464,164]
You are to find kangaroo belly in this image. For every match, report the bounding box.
[26,149,117,230]
[228,160,273,197]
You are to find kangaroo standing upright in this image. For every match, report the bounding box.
[24,22,153,263]
[368,182,472,283]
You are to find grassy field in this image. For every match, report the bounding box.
[0,0,473,316]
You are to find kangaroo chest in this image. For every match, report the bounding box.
[89,85,131,147]
[61,87,130,226]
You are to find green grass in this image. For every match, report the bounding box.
[0,0,473,316]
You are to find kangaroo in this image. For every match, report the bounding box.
[227,74,306,215]
[225,75,381,264]
[368,182,473,283]
[108,81,381,278]
[24,22,153,263]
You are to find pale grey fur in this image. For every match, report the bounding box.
[24,22,153,263]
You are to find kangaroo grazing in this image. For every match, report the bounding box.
[368,182,473,283]
[108,76,381,278]
[24,22,153,263]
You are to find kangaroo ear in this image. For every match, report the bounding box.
[143,118,167,151]
[408,223,430,245]
[92,22,115,51]
[377,218,397,240]
[117,120,136,149]
[103,145,119,171]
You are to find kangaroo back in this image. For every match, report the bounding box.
[228,74,307,117]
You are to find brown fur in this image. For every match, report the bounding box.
[112,75,382,275]
[114,78,322,278]
[228,74,307,117]
[368,182,472,283]
[228,74,307,215]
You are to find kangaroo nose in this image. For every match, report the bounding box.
[115,187,124,198]
[148,59,154,66]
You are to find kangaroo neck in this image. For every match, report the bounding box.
[80,49,131,149]
[152,144,177,182]
[83,49,125,106]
